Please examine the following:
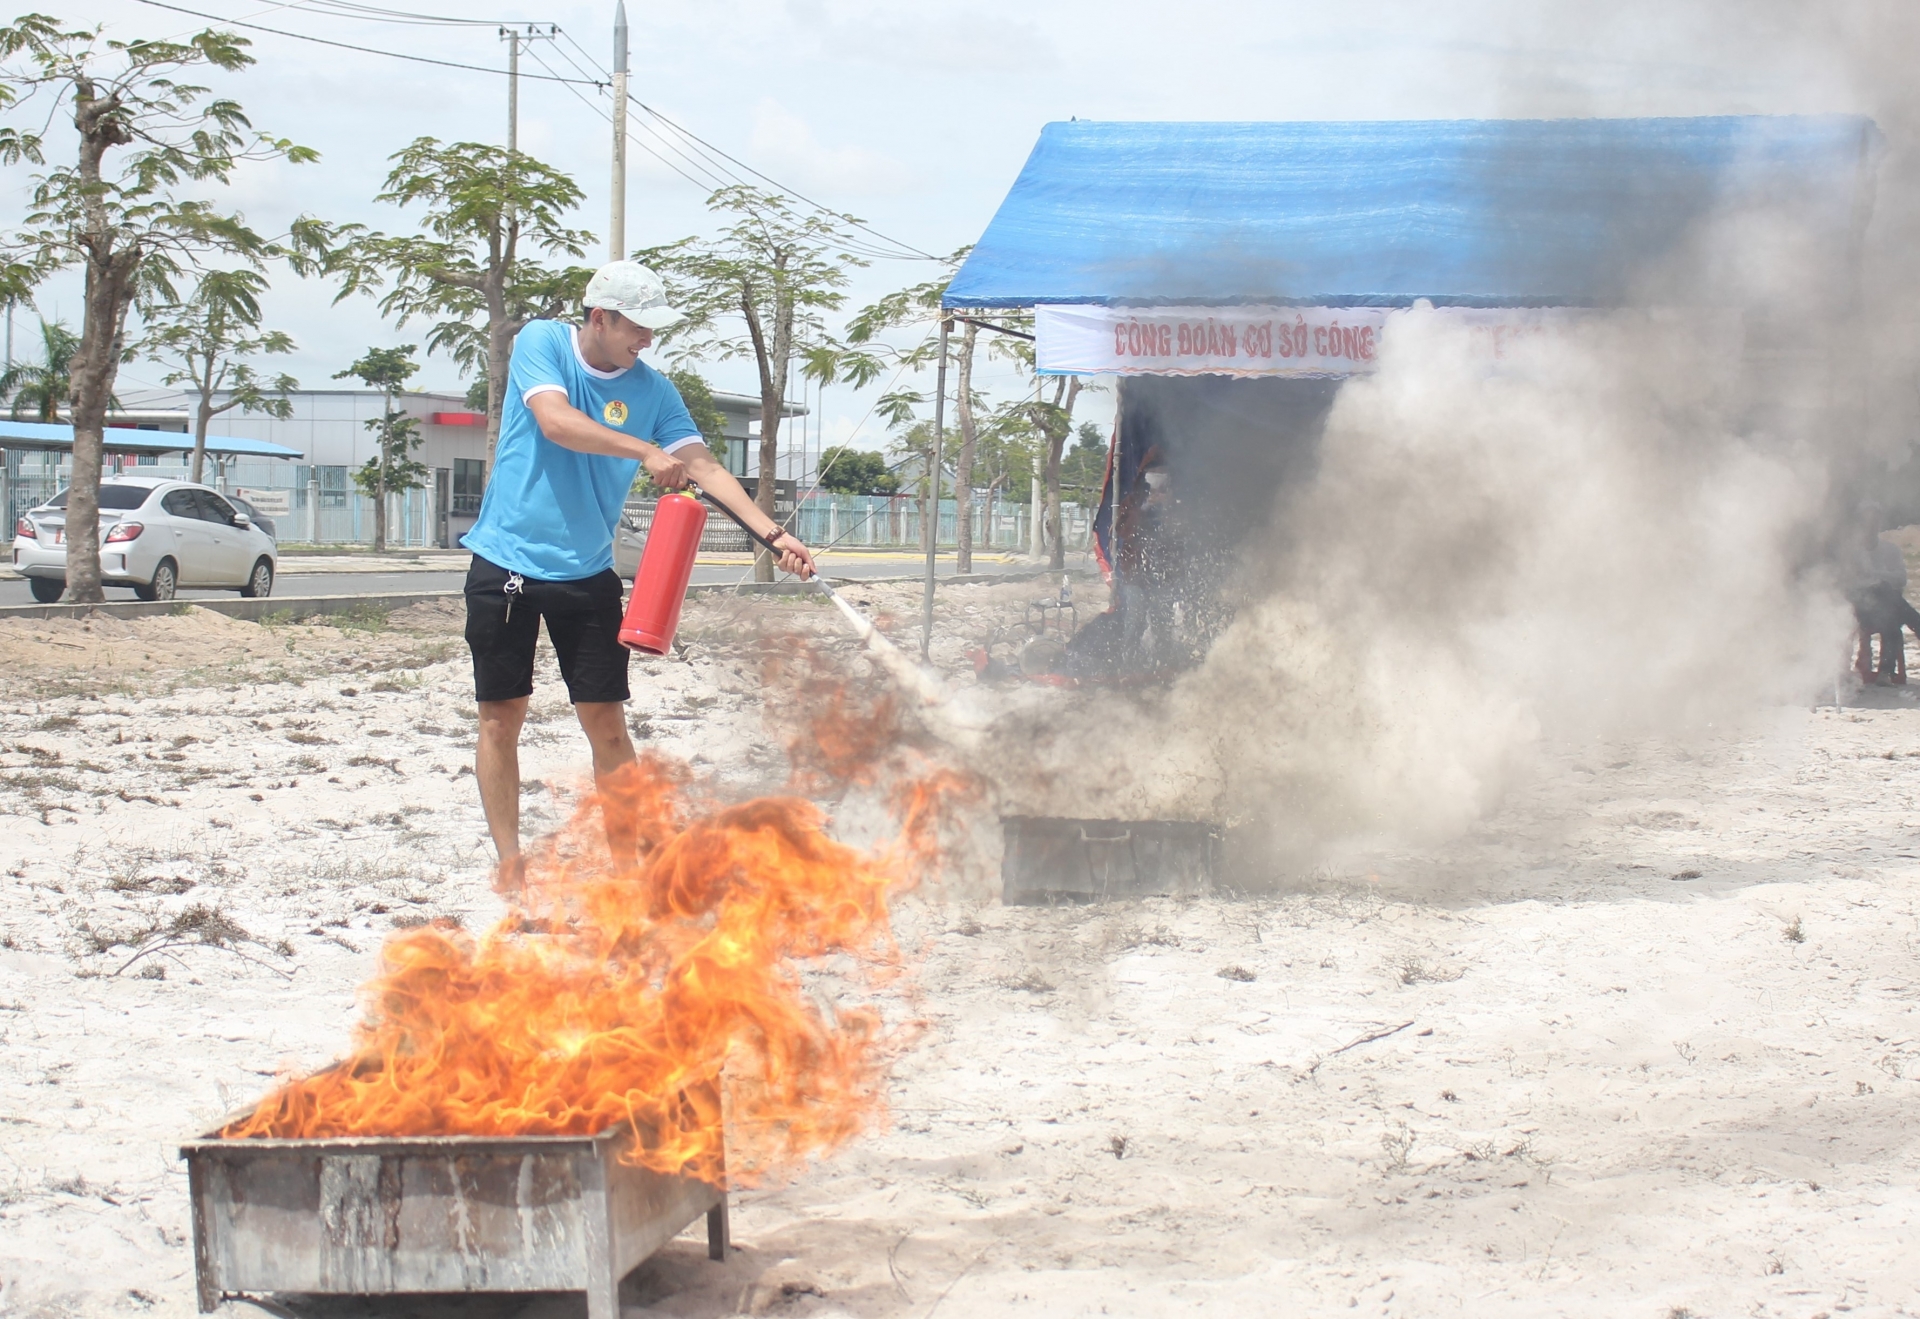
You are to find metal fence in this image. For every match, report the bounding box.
[2,456,440,548]
[3,453,1098,556]
[622,493,1093,555]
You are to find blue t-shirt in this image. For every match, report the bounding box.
[462,320,702,580]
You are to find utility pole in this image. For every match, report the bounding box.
[609,0,629,262]
[503,26,518,151]
[499,24,557,153]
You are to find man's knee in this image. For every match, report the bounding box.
[478,699,529,744]
[574,701,633,755]
[574,699,627,734]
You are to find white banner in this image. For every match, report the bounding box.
[235,487,292,516]
[1034,303,1582,377]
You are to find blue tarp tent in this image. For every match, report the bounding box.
[944,117,1879,310]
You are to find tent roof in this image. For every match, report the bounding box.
[944,117,1878,310]
[0,420,303,460]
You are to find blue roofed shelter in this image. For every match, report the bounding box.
[942,117,1880,672]
[946,117,1878,312]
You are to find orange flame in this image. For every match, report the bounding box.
[223,686,979,1187]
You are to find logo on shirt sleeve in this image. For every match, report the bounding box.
[602,400,629,426]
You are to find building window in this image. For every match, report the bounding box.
[453,458,486,516]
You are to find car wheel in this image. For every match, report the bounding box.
[239,557,274,598]
[135,558,178,602]
[28,576,64,603]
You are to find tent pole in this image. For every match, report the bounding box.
[922,317,951,660]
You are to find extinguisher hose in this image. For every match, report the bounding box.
[692,487,949,709]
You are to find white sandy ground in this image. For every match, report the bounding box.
[0,585,1916,1319]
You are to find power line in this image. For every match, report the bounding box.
[288,0,504,26]
[142,0,941,262]
[132,0,605,84]
[520,44,928,263]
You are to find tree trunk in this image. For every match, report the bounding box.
[65,83,138,605]
[65,255,136,604]
[755,389,782,580]
[1044,377,1082,571]
[745,266,793,583]
[191,397,213,486]
[483,282,513,482]
[952,322,979,575]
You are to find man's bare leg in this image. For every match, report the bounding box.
[575,701,639,868]
[477,697,530,890]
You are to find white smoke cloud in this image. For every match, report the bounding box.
[984,307,1854,876]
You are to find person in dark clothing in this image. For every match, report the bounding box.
[1114,456,1189,669]
[1846,513,1920,684]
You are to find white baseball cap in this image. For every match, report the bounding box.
[582,260,685,331]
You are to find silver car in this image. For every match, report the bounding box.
[12,477,279,602]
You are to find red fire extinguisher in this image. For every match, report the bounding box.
[619,492,708,654]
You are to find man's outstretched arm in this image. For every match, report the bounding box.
[678,447,817,579]
[527,391,690,489]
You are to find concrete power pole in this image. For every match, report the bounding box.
[609,0,629,262]
[499,24,555,154]
[502,27,519,151]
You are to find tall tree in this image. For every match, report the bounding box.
[1060,420,1109,503]
[1031,376,1085,570]
[334,346,424,553]
[324,138,594,478]
[138,268,295,484]
[815,447,897,496]
[664,366,729,463]
[842,257,973,560]
[0,317,78,420]
[950,319,980,572]
[642,186,880,581]
[0,14,319,602]
[978,312,1091,568]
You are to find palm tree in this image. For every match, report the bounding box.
[0,319,80,422]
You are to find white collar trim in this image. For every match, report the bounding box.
[570,325,631,380]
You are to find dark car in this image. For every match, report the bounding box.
[225,494,278,542]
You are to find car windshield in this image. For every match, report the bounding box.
[44,486,152,512]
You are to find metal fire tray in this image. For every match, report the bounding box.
[180,1121,728,1318]
[1000,815,1224,904]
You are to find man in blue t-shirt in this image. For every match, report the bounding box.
[461,260,815,887]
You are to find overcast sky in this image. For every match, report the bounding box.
[3,0,1875,451]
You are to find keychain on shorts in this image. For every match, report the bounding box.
[504,571,525,622]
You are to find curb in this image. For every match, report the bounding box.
[0,569,1084,622]
[0,591,462,623]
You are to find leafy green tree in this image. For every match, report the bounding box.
[1061,420,1109,502]
[950,320,983,570]
[641,186,882,580]
[139,268,296,484]
[816,447,898,496]
[0,14,320,602]
[323,138,594,478]
[334,346,425,553]
[966,310,1092,567]
[664,366,728,463]
[843,258,975,556]
[1031,377,1086,569]
[0,317,78,420]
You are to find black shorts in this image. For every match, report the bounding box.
[464,554,630,704]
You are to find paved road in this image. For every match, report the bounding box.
[0,555,1053,606]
